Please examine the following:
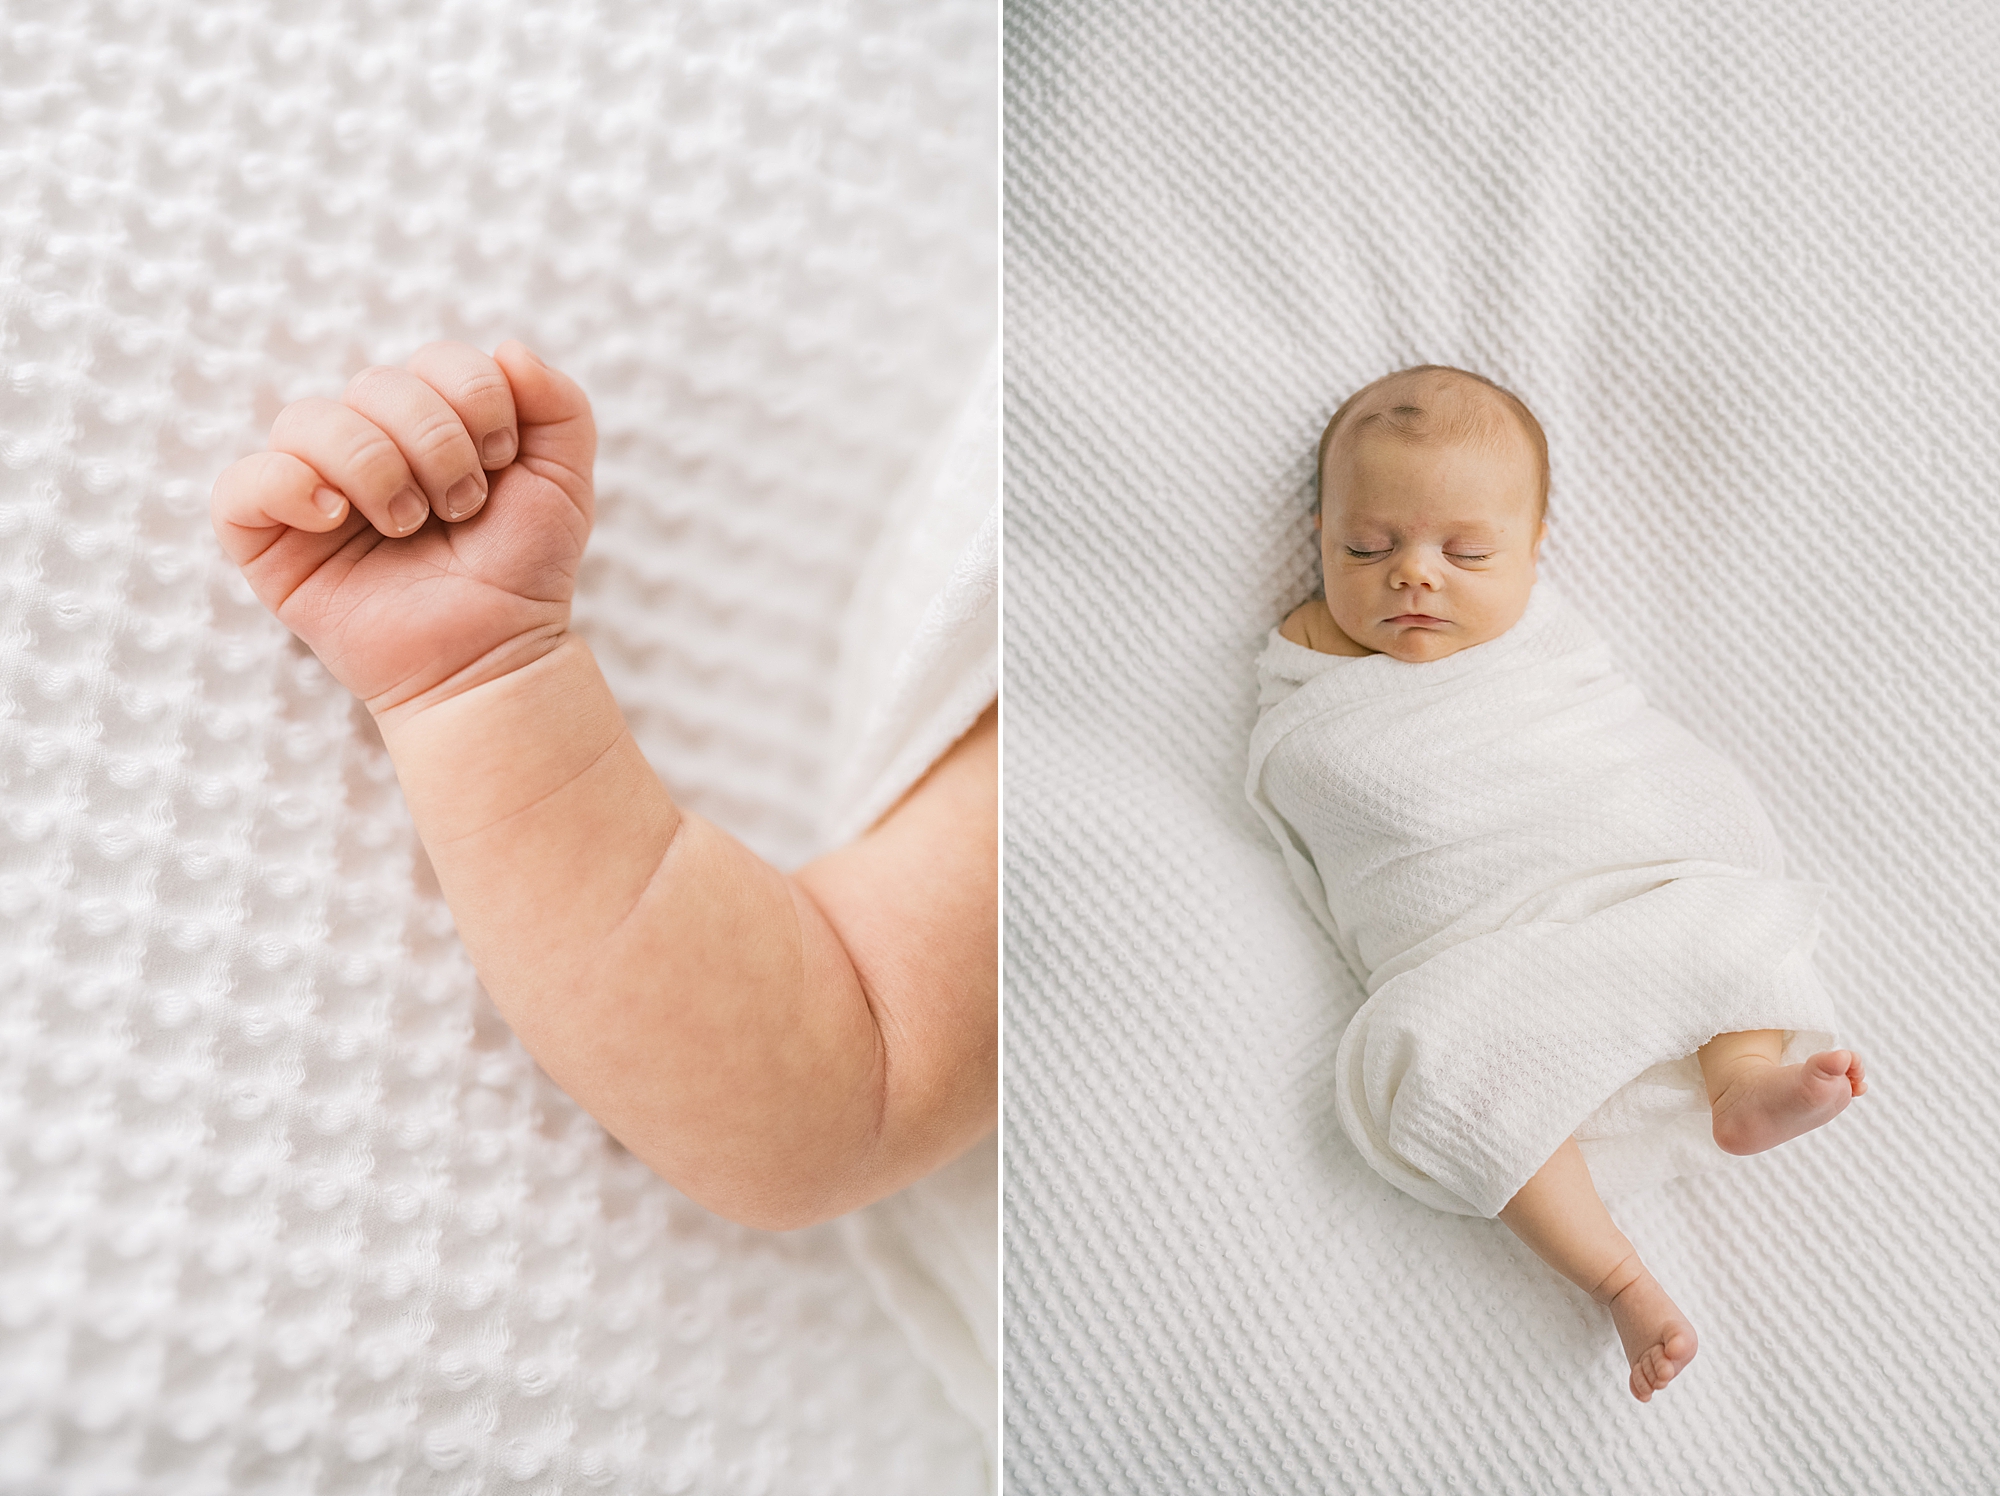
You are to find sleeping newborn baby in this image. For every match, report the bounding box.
[1245,365,1867,1403]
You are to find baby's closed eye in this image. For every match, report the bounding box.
[1342,544,1491,564]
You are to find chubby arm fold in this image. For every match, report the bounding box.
[377,641,997,1231]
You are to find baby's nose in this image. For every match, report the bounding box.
[1389,550,1441,587]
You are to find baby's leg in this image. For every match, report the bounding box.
[1699,1029,1867,1156]
[1498,1137,1697,1402]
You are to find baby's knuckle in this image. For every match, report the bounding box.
[456,369,511,405]
[344,428,403,476]
[269,395,331,439]
[409,405,468,452]
[410,338,472,365]
[344,364,403,400]
[209,456,249,501]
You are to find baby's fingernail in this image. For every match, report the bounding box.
[518,343,546,368]
[388,488,428,533]
[445,474,486,520]
[313,485,347,520]
[480,429,517,465]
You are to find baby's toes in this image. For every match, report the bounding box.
[1663,1326,1696,1371]
[1628,1360,1654,1403]
[1632,1327,1697,1402]
[1800,1048,1856,1096]
[1849,1053,1867,1095]
[1630,1347,1669,1403]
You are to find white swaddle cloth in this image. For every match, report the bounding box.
[825,347,999,1488]
[1246,583,1839,1217]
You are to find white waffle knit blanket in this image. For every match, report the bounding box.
[1247,585,1837,1216]
[830,347,999,1480]
[0,2,995,1490]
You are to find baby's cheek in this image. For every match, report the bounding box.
[1325,572,1371,606]
[1470,579,1533,643]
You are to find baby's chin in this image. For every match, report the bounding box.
[1369,622,1507,663]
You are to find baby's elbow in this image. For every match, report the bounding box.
[726,1196,846,1234]
[675,1166,871,1234]
[677,1089,984,1233]
[624,1117,885,1233]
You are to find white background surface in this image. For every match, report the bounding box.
[0,2,995,1490]
[1004,2,2000,1490]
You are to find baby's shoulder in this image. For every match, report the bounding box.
[1278,598,1326,648]
[1279,597,1372,657]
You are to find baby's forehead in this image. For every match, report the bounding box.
[1333,493,1517,534]
[1333,387,1538,487]
[1329,433,1540,531]
[1339,424,1536,492]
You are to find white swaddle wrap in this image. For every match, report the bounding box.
[827,347,999,1489]
[1246,584,1839,1217]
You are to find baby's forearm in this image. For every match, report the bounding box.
[376,635,891,1229]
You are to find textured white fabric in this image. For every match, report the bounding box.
[824,345,999,1484]
[824,345,998,850]
[0,2,994,1491]
[1247,583,1837,1216]
[840,1140,997,1490]
[1005,0,2000,1490]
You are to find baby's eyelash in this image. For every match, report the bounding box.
[1344,546,1493,562]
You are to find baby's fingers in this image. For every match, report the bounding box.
[211,450,351,565]
[344,364,490,523]
[269,397,431,538]
[407,341,519,470]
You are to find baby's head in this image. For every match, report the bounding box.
[1316,365,1548,663]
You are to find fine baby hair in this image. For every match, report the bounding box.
[1316,364,1551,522]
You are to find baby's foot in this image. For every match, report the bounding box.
[1602,1266,1698,1403]
[1710,1049,1867,1157]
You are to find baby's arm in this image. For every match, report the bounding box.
[384,650,996,1231]
[212,343,995,1231]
